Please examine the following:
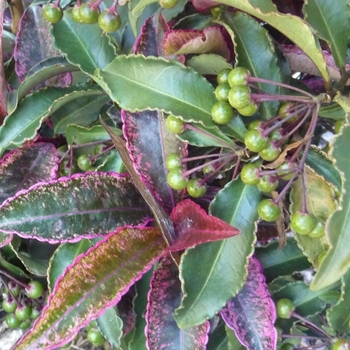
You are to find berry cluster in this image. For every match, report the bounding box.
[2,279,44,330]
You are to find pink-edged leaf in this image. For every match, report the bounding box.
[146,256,209,350]
[0,142,58,204]
[14,227,167,350]
[169,199,240,251]
[0,0,8,119]
[221,256,277,350]
[14,6,71,86]
[190,0,220,12]
[0,173,151,242]
[123,110,186,214]
[163,27,231,60]
[134,13,170,56]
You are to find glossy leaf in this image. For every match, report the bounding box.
[219,11,285,120]
[0,143,58,204]
[290,166,336,264]
[303,0,349,70]
[0,84,105,156]
[52,9,117,74]
[221,256,277,350]
[174,177,260,328]
[123,109,185,214]
[319,103,345,121]
[215,0,329,84]
[146,256,209,349]
[0,173,151,242]
[186,54,232,75]
[14,227,166,350]
[326,269,350,333]
[169,199,240,251]
[95,55,218,128]
[163,27,231,60]
[48,239,93,292]
[311,125,350,290]
[255,239,311,282]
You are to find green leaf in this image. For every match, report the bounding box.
[0,84,105,156]
[174,177,260,328]
[303,0,349,70]
[186,54,232,76]
[48,239,93,292]
[226,326,246,350]
[311,125,350,290]
[215,0,330,85]
[52,93,110,134]
[327,269,350,333]
[319,103,345,121]
[0,173,151,242]
[255,239,311,282]
[219,11,284,120]
[95,55,218,129]
[52,9,117,75]
[14,227,166,350]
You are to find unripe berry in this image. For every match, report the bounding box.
[276,298,294,319]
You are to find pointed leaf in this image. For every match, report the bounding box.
[219,11,285,120]
[0,143,58,204]
[14,227,166,350]
[221,256,277,350]
[174,177,260,328]
[52,9,117,74]
[215,0,329,84]
[303,0,349,70]
[311,124,350,290]
[95,55,218,129]
[123,109,185,214]
[0,173,151,242]
[146,256,209,349]
[169,199,240,251]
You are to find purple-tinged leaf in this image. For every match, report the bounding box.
[190,0,220,12]
[0,173,151,243]
[14,6,71,86]
[169,199,240,251]
[134,13,169,56]
[0,142,58,204]
[0,232,12,247]
[123,109,186,214]
[146,256,209,350]
[221,256,277,350]
[163,27,231,60]
[0,0,8,120]
[118,286,137,336]
[14,227,167,350]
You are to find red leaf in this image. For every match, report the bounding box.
[169,199,240,251]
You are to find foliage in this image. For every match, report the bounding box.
[0,0,349,349]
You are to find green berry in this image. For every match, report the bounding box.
[210,5,225,17]
[244,129,269,153]
[167,169,188,190]
[278,102,297,123]
[248,120,262,130]
[43,3,63,24]
[240,163,260,186]
[165,153,182,170]
[308,220,325,239]
[186,178,207,198]
[291,211,317,235]
[59,159,77,177]
[202,162,215,175]
[211,101,234,125]
[6,313,21,329]
[165,115,185,134]
[71,5,82,22]
[87,328,105,346]
[217,68,231,85]
[15,304,32,321]
[158,0,178,9]
[30,306,41,320]
[276,162,295,180]
[228,67,250,87]
[79,3,100,24]
[214,83,230,101]
[77,154,92,171]
[2,297,17,313]
[8,281,21,298]
[19,319,31,330]
[276,298,294,319]
[332,339,350,350]
[228,85,251,109]
[25,280,44,299]
[237,102,258,117]
[98,10,121,33]
[280,343,295,350]
[257,175,279,193]
[259,142,281,162]
[269,128,284,142]
[258,199,281,222]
